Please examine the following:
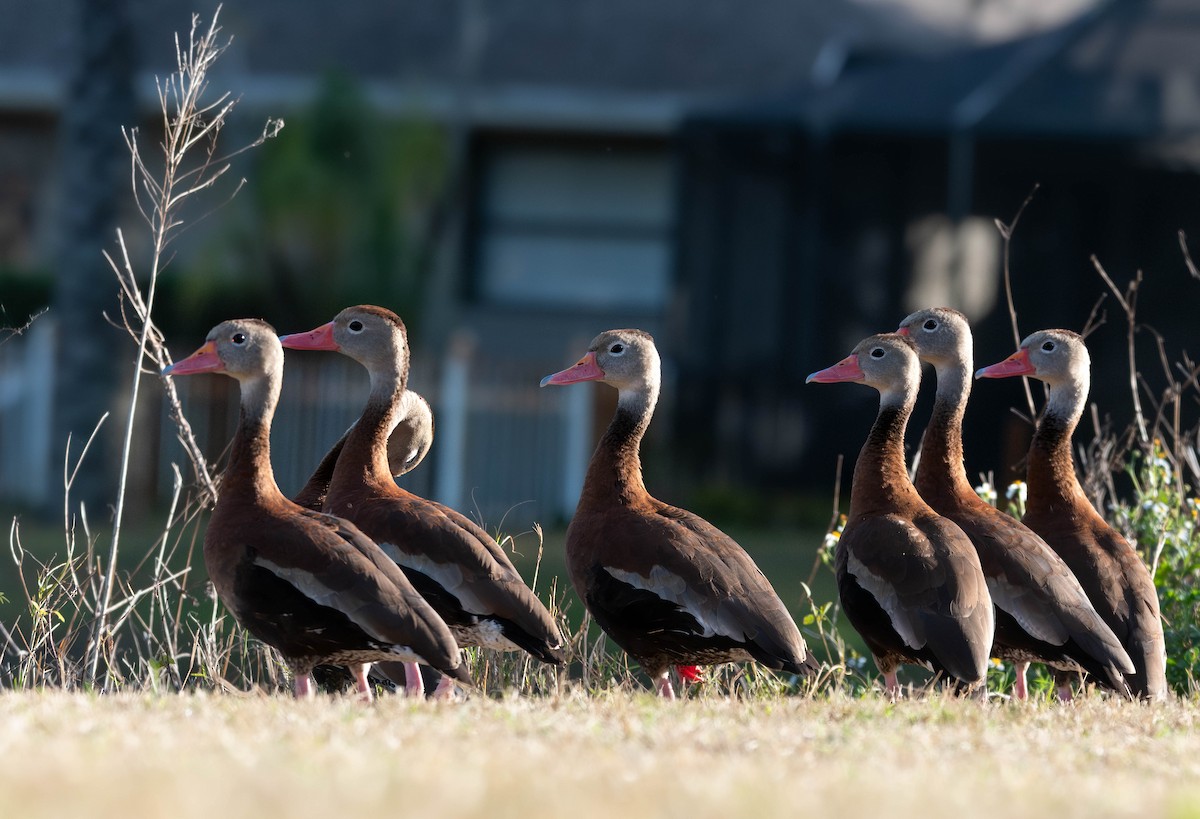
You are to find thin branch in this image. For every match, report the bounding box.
[1091,255,1148,442]
[994,183,1039,422]
[1179,229,1200,283]
[89,5,280,687]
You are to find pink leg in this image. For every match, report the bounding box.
[882,670,899,698]
[431,674,456,701]
[352,663,374,702]
[294,672,316,699]
[1014,662,1030,701]
[655,671,676,700]
[404,662,425,698]
[1054,668,1075,702]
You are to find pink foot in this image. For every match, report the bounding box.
[882,670,899,698]
[403,662,425,698]
[1014,662,1029,701]
[352,663,374,702]
[655,672,676,700]
[1056,682,1074,702]
[294,673,316,699]
[431,674,456,701]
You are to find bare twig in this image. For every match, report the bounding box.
[0,308,47,349]
[994,184,1039,422]
[1090,256,1148,443]
[1179,230,1200,283]
[88,6,281,687]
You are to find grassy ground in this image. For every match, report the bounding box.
[1,691,1198,819]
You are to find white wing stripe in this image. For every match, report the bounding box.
[605,565,748,642]
[846,553,925,651]
[255,557,388,643]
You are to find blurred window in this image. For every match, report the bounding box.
[476,144,672,310]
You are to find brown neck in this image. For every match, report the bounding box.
[913,361,976,502]
[578,387,655,510]
[849,398,924,519]
[293,429,349,511]
[1026,408,1090,516]
[330,392,400,504]
[218,375,287,509]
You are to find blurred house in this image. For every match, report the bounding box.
[5,0,1157,524]
[675,0,1200,491]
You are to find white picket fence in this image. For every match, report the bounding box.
[0,318,54,506]
[1,325,593,527]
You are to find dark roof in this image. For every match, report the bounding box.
[0,0,952,101]
[695,0,1200,143]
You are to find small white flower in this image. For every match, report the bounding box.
[975,481,997,504]
[1005,481,1027,503]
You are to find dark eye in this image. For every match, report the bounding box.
[231,333,246,345]
[870,347,885,359]
[923,319,937,331]
[1041,341,1055,352]
[610,343,625,355]
[348,320,364,333]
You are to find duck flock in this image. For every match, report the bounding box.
[163,305,1167,702]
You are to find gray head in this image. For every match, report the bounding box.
[897,307,972,369]
[807,332,922,406]
[163,318,282,384]
[280,304,409,380]
[540,329,661,396]
[387,390,434,476]
[976,329,1089,389]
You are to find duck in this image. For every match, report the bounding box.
[280,306,565,697]
[807,333,993,694]
[293,389,434,512]
[898,308,1134,699]
[293,389,434,695]
[976,329,1168,700]
[541,329,814,698]
[163,319,469,699]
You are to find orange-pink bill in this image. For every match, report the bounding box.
[975,348,1034,379]
[541,351,605,387]
[162,340,223,376]
[805,354,865,384]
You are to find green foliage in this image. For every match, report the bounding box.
[1107,440,1200,692]
[162,71,449,336]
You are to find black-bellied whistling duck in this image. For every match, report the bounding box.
[898,308,1134,699]
[293,389,434,512]
[541,329,814,699]
[807,333,993,694]
[281,306,564,698]
[293,389,434,694]
[976,329,1168,700]
[163,319,469,699]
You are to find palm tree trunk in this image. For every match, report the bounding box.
[51,0,136,515]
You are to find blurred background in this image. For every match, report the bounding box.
[2,0,1199,539]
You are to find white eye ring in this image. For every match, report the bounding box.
[1041,341,1055,352]
[922,319,938,332]
[348,320,365,334]
[609,343,626,356]
[231,333,247,345]
[870,347,885,359]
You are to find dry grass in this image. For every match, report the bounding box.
[0,692,1198,819]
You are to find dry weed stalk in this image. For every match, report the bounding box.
[87,7,282,688]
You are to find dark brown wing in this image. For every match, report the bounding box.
[946,501,1134,694]
[567,503,812,676]
[339,492,564,663]
[208,503,466,681]
[836,512,992,684]
[1024,504,1167,699]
